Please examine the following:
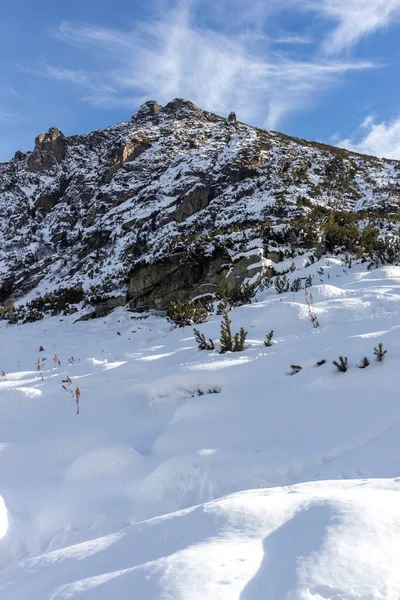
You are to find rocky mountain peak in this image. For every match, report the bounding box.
[133,100,161,120]
[27,126,67,173]
[0,98,399,320]
[34,126,65,148]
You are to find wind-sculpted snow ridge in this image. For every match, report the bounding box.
[0,98,399,308]
[0,259,400,598]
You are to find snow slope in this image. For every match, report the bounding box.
[1,258,400,598]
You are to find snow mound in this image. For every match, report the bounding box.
[308,284,347,300]
[1,480,399,599]
[65,444,144,481]
[142,373,223,412]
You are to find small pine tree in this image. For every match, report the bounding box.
[219,310,247,353]
[216,281,255,309]
[291,278,302,292]
[274,275,290,294]
[374,343,387,362]
[193,328,215,351]
[333,356,348,372]
[289,262,296,273]
[168,299,209,327]
[233,327,247,352]
[264,330,274,347]
[305,275,313,288]
[315,359,326,367]
[290,365,302,375]
[220,310,233,353]
[359,357,369,369]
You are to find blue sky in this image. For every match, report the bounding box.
[1,0,400,161]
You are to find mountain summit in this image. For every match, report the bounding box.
[0,98,399,317]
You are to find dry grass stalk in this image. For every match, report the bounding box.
[53,354,60,372]
[75,387,81,415]
[61,375,74,397]
[36,358,43,381]
[305,290,320,328]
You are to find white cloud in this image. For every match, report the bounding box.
[272,34,313,45]
[48,7,373,129]
[336,115,400,159]
[0,110,20,125]
[41,66,90,86]
[303,0,400,53]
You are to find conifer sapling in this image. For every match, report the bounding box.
[290,365,302,375]
[374,343,387,362]
[233,327,247,352]
[193,328,215,351]
[219,310,247,353]
[291,278,302,292]
[264,330,274,347]
[359,357,369,369]
[220,309,233,353]
[274,275,290,294]
[333,356,348,372]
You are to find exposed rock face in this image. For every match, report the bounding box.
[27,127,67,172]
[175,183,213,222]
[128,249,230,310]
[103,135,152,182]
[133,100,160,119]
[0,98,399,312]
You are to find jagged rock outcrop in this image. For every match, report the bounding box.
[27,127,67,172]
[0,97,399,313]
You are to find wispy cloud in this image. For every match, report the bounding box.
[20,62,115,94]
[40,65,90,85]
[0,109,21,125]
[42,6,374,129]
[336,115,400,159]
[303,0,400,53]
[272,34,313,45]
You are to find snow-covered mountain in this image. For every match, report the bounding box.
[1,98,400,315]
[1,100,400,599]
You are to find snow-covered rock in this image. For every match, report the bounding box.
[1,98,399,310]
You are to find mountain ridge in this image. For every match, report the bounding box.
[1,97,399,318]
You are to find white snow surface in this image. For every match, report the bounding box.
[1,259,400,598]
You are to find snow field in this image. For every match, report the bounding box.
[0,259,400,597]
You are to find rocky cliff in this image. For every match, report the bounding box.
[1,98,399,315]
